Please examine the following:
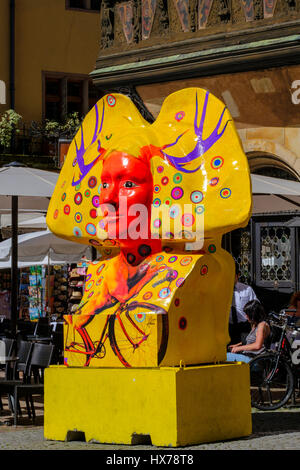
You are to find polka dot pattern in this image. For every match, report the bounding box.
[47,85,253,280]
[169,205,179,219]
[175,111,185,121]
[173,173,182,184]
[64,205,71,215]
[92,196,100,208]
[134,313,146,323]
[195,205,205,215]
[127,253,136,264]
[73,227,82,238]
[171,187,184,200]
[181,214,194,227]
[190,191,203,204]
[211,156,224,170]
[200,264,208,275]
[220,188,232,199]
[86,223,96,236]
[209,177,219,186]
[106,94,116,107]
[138,244,152,257]
[75,212,82,223]
[88,176,97,188]
[159,287,171,299]
[143,291,152,301]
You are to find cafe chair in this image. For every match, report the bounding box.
[0,342,54,425]
[0,338,16,377]
[26,317,52,344]
[0,338,16,410]
[0,340,33,414]
[27,342,54,384]
[50,323,64,364]
[0,319,12,339]
[12,343,54,425]
[12,340,33,381]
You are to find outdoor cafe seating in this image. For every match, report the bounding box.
[0,338,16,379]
[0,316,62,425]
[0,340,54,425]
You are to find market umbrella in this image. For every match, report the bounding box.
[0,213,46,229]
[286,216,300,227]
[0,197,50,213]
[251,174,300,214]
[0,214,47,241]
[0,230,92,319]
[17,215,47,229]
[0,162,59,336]
[0,229,92,266]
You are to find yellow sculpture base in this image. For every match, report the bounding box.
[44,363,252,447]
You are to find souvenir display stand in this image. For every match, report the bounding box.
[0,270,11,292]
[52,265,68,319]
[44,89,253,446]
[0,263,74,324]
[28,266,47,320]
[19,270,30,320]
[67,262,88,313]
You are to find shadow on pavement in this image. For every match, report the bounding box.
[252,410,300,437]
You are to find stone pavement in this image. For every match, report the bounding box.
[0,405,300,450]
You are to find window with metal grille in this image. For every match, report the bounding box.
[44,75,102,121]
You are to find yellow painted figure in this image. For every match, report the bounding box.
[46,88,252,368]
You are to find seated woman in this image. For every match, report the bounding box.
[227,300,270,363]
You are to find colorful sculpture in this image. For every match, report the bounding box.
[46,87,252,368]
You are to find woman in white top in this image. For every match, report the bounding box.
[227,299,270,363]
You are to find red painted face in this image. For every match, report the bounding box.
[99,151,153,240]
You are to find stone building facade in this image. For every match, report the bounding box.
[91,0,300,309]
[91,0,300,181]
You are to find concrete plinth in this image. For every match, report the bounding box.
[44,363,252,447]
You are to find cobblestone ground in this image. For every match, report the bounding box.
[0,407,300,450]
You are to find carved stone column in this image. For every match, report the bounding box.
[100,0,114,49]
[158,0,169,32]
[132,0,141,44]
[218,0,231,23]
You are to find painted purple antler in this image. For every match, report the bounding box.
[162,91,231,173]
[72,101,105,186]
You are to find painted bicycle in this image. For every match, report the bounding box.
[65,300,169,367]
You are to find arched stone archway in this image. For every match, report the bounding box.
[247,151,299,181]
[238,127,300,181]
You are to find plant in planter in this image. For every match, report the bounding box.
[30,112,81,158]
[31,112,81,141]
[60,112,81,139]
[0,109,22,149]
